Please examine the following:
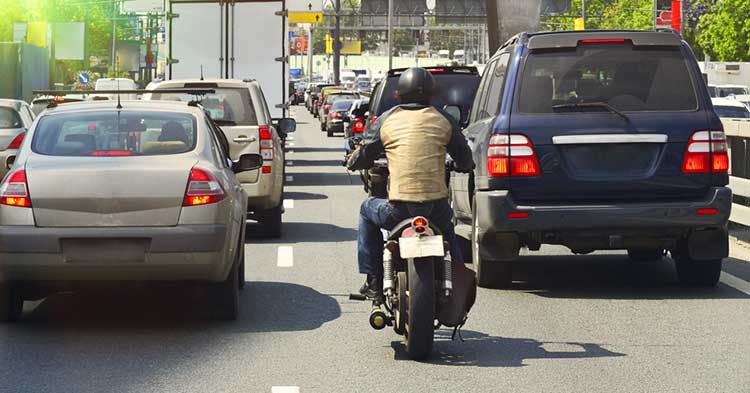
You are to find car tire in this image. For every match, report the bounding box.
[627,248,664,262]
[238,240,246,291]
[259,203,282,238]
[674,256,722,287]
[210,262,239,321]
[472,201,512,289]
[0,284,23,323]
[321,122,327,132]
[327,129,333,137]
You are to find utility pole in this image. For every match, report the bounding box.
[582,0,586,29]
[308,26,314,80]
[387,0,393,70]
[653,0,658,31]
[332,0,341,85]
[111,0,117,76]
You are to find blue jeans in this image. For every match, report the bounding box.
[357,197,463,277]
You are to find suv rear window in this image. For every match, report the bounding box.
[327,94,359,103]
[32,111,197,156]
[519,45,698,113]
[375,73,480,116]
[149,87,258,126]
[0,107,22,129]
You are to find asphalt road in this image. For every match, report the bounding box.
[2,107,750,393]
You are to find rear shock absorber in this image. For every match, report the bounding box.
[383,247,394,296]
[443,247,453,298]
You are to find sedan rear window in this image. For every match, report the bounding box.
[519,45,698,113]
[714,105,750,118]
[149,87,257,126]
[32,111,198,156]
[0,107,22,129]
[332,100,354,111]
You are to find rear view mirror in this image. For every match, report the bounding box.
[443,105,462,124]
[233,154,263,173]
[277,117,296,134]
[6,155,15,170]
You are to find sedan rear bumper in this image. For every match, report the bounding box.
[0,224,233,282]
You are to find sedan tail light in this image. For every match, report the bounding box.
[0,169,31,208]
[487,134,540,177]
[183,167,225,206]
[682,130,729,174]
[323,104,332,112]
[6,133,25,149]
[331,112,341,119]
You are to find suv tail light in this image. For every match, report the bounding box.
[353,118,365,133]
[487,134,540,177]
[183,167,225,206]
[7,133,25,149]
[331,112,341,119]
[682,130,728,174]
[0,169,31,208]
[260,125,273,174]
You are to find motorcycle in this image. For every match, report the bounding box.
[345,141,476,360]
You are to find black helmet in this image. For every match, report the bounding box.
[397,67,434,105]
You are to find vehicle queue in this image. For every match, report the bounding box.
[0,29,733,361]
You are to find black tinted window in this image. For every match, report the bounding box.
[332,100,354,110]
[714,105,750,118]
[0,107,22,129]
[376,73,480,119]
[519,45,698,113]
[150,87,257,126]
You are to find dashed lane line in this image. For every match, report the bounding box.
[720,272,750,296]
[283,199,294,209]
[287,161,294,166]
[277,246,294,267]
[286,175,294,182]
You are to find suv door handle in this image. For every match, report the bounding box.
[233,136,256,144]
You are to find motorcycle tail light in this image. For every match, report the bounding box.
[411,216,428,233]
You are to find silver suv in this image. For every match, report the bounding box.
[146,79,295,237]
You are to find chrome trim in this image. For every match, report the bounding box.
[552,134,668,144]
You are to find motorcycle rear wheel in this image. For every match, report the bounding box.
[406,257,435,360]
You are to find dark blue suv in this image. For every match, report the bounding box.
[449,30,731,288]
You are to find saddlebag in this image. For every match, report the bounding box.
[438,261,477,327]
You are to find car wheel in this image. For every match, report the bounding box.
[472,201,512,289]
[259,203,282,238]
[321,122,327,132]
[674,256,722,287]
[210,262,239,321]
[627,248,664,262]
[238,237,246,291]
[0,284,23,323]
[327,129,334,137]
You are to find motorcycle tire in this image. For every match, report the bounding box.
[406,257,435,360]
[394,271,408,336]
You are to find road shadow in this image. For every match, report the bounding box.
[722,256,750,282]
[288,159,345,167]
[285,172,362,187]
[283,191,328,200]
[502,254,750,300]
[245,222,357,243]
[17,281,340,334]
[288,147,343,153]
[391,329,625,367]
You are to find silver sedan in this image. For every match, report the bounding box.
[0,100,261,322]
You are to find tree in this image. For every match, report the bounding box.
[697,0,750,61]
[598,0,654,30]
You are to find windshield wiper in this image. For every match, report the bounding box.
[212,119,237,126]
[552,102,629,122]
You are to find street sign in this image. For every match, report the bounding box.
[77,71,91,86]
[288,12,323,24]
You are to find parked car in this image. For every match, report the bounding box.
[325,99,355,137]
[0,99,35,179]
[365,66,481,136]
[450,30,730,289]
[320,91,360,131]
[0,100,262,322]
[146,79,295,238]
[712,97,750,118]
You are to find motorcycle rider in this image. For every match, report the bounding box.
[347,67,475,302]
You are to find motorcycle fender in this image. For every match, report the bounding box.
[438,261,477,328]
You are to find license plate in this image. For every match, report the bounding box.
[399,235,444,259]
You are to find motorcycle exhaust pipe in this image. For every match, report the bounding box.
[369,307,388,330]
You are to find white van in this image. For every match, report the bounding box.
[93,78,138,101]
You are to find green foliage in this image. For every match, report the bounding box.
[541,0,653,31]
[697,0,750,61]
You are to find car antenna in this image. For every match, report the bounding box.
[116,76,123,109]
[200,65,204,81]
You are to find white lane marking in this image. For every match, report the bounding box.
[287,150,294,155]
[720,272,750,296]
[287,161,294,166]
[272,387,299,393]
[286,175,294,182]
[283,199,294,209]
[277,246,294,267]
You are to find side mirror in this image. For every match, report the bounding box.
[276,117,297,134]
[5,155,15,170]
[233,153,263,173]
[443,105,462,124]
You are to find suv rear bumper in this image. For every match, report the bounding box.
[473,187,731,260]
